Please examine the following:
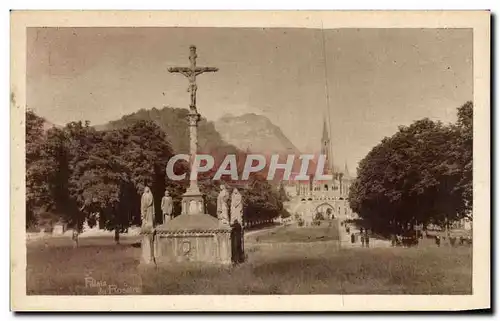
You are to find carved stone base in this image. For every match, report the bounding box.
[152,214,232,266]
[140,233,155,265]
[181,188,205,215]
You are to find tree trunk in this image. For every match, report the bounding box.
[72,223,79,248]
[114,229,120,245]
[445,217,450,245]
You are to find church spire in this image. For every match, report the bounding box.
[344,161,350,178]
[321,117,329,143]
[320,115,332,173]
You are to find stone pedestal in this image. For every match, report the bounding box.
[141,214,232,266]
[140,231,155,265]
[181,187,205,215]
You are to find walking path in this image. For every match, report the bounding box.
[244,224,282,237]
[244,222,392,248]
[339,224,392,248]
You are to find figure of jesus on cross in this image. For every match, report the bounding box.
[168,45,218,112]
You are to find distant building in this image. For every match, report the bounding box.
[283,117,356,222]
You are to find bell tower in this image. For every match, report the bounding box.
[320,116,333,174]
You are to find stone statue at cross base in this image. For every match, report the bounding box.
[141,186,155,229]
[161,190,173,224]
[217,184,230,225]
[230,188,243,225]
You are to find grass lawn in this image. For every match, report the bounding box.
[26,230,472,295]
[27,236,142,295]
[247,224,340,244]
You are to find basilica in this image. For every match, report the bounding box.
[283,118,357,224]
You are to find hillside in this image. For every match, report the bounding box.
[214,113,300,155]
[42,119,59,132]
[94,107,238,156]
[93,108,304,181]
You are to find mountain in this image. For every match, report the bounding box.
[42,119,60,132]
[214,113,300,155]
[94,106,239,156]
[94,109,302,181]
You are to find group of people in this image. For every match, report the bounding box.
[389,232,472,247]
[347,225,370,247]
[391,233,420,247]
[434,234,472,247]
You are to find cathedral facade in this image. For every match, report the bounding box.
[283,118,356,223]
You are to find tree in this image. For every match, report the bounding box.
[25,110,51,227]
[25,113,177,240]
[198,167,222,218]
[454,101,473,215]
[62,121,100,229]
[118,120,175,226]
[241,173,282,226]
[278,182,289,202]
[72,120,175,243]
[25,115,89,229]
[72,129,133,240]
[349,103,473,236]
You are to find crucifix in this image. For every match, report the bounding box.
[168,45,219,112]
[168,45,218,215]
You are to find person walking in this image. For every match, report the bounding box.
[391,234,397,247]
[72,229,79,248]
[435,235,441,247]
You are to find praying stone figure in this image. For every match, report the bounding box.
[161,190,173,224]
[230,188,243,225]
[217,184,230,225]
[141,186,155,229]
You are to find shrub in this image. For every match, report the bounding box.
[314,212,325,221]
[281,209,291,219]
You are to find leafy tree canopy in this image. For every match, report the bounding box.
[348,102,473,235]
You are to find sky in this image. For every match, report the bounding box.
[27,27,473,173]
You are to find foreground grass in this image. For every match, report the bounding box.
[27,236,142,295]
[27,234,471,295]
[142,245,471,295]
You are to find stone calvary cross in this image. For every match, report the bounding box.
[168,45,218,214]
[139,47,231,268]
[168,45,219,111]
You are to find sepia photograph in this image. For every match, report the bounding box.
[10,11,490,311]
